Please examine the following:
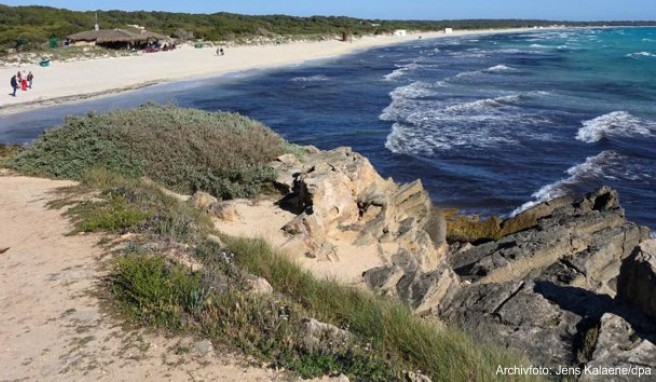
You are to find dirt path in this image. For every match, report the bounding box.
[0,174,340,382]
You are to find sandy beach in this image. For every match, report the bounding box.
[0,28,536,116]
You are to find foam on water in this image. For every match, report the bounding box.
[576,111,656,143]
[510,150,623,216]
[483,64,518,73]
[626,51,656,58]
[290,75,330,82]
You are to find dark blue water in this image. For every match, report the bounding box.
[2,27,655,229]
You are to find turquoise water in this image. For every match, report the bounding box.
[2,27,655,228]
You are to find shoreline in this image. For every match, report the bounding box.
[0,28,542,116]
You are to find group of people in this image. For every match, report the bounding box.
[9,71,33,97]
[216,47,225,56]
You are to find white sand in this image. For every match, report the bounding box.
[0,29,538,115]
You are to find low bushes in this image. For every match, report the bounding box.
[7,104,291,199]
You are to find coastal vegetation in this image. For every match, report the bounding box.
[5,105,538,381]
[53,173,534,381]
[2,4,655,53]
[6,104,291,199]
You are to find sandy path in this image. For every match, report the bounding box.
[0,28,540,116]
[0,174,339,382]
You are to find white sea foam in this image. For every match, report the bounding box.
[383,67,409,81]
[483,64,517,73]
[443,98,504,113]
[576,111,656,143]
[626,51,656,58]
[290,75,330,82]
[510,151,623,216]
[379,82,437,122]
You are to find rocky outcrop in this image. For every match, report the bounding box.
[581,313,656,381]
[364,186,655,371]
[617,244,656,319]
[272,147,446,270]
[265,147,655,374]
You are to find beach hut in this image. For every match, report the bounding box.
[67,28,168,50]
[394,29,407,37]
[444,28,454,34]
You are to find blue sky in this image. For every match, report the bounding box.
[4,0,656,21]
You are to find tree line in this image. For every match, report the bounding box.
[1,4,655,52]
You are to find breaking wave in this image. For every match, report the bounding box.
[626,51,656,58]
[291,75,330,82]
[576,111,656,143]
[483,64,517,73]
[510,151,623,216]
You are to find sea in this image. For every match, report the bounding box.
[2,27,655,229]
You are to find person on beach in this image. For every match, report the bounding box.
[10,75,18,97]
[26,72,33,89]
[20,76,28,91]
[220,48,225,56]
[16,71,22,82]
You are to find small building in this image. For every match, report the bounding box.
[67,28,168,50]
[394,29,407,37]
[444,28,454,34]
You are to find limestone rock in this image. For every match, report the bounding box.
[245,275,274,295]
[277,147,444,270]
[582,313,656,381]
[298,318,352,353]
[277,153,299,166]
[190,191,218,212]
[617,245,656,319]
[370,187,654,370]
[209,201,239,221]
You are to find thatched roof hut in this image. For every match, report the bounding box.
[68,28,167,44]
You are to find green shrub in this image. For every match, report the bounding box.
[62,172,213,242]
[7,104,289,199]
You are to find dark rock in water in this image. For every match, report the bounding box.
[363,186,655,370]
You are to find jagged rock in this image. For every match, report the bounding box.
[435,187,653,369]
[298,318,352,353]
[617,244,656,319]
[190,191,218,212]
[276,147,445,270]
[209,201,239,221]
[277,153,299,166]
[581,313,656,381]
[439,280,587,366]
[245,275,274,295]
[450,187,649,291]
[364,251,459,316]
[362,186,653,370]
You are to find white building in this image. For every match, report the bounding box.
[394,29,407,37]
[444,28,453,34]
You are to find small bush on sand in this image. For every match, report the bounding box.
[7,104,290,199]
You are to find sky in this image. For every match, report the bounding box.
[3,0,656,21]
